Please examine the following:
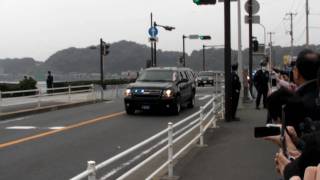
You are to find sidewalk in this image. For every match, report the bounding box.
[175,104,279,180]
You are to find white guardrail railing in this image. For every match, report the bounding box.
[70,87,225,180]
[0,84,96,110]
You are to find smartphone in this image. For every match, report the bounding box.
[254,126,281,138]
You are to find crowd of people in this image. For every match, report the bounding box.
[258,49,320,180]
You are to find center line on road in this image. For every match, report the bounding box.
[0,111,125,149]
[6,126,36,130]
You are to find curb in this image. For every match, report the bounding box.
[0,100,99,120]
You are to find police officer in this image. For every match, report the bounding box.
[231,63,241,121]
[253,62,270,109]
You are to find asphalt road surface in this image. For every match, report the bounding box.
[0,86,216,180]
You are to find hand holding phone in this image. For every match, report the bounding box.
[254,126,281,138]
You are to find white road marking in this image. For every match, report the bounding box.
[48,126,65,130]
[6,126,36,130]
[0,116,29,125]
[198,95,212,101]
[4,126,65,130]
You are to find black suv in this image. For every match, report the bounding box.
[124,67,196,115]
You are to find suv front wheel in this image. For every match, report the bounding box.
[125,107,135,115]
[171,97,181,115]
[187,95,195,108]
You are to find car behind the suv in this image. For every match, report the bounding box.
[124,67,196,115]
[197,71,215,86]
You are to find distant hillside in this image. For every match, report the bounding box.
[1,40,320,81]
[0,58,42,74]
[42,40,182,73]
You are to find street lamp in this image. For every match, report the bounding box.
[202,45,224,71]
[151,21,175,67]
[182,35,211,67]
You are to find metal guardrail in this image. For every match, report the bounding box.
[70,87,225,180]
[0,84,95,112]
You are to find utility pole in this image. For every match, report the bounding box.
[268,32,275,68]
[224,0,232,122]
[285,12,297,59]
[268,32,275,88]
[248,0,253,96]
[237,0,245,105]
[306,0,310,47]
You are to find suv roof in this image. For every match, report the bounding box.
[146,67,193,71]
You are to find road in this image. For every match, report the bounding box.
[0,86,216,180]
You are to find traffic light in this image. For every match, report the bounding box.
[253,40,259,52]
[103,44,110,56]
[200,35,212,40]
[193,0,217,5]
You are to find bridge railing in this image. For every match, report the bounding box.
[0,84,95,112]
[70,86,225,180]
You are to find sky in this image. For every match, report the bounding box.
[0,0,319,61]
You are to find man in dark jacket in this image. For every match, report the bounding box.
[253,62,270,109]
[231,64,241,121]
[291,50,320,123]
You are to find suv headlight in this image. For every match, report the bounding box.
[124,89,132,97]
[162,89,174,98]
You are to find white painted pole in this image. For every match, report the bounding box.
[199,106,205,146]
[237,0,244,107]
[37,89,41,108]
[0,91,2,113]
[68,85,71,102]
[167,122,174,178]
[87,161,97,180]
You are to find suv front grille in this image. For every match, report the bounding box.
[132,89,162,98]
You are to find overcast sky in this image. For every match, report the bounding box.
[0,0,319,61]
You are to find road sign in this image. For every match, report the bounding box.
[148,27,158,37]
[245,15,260,24]
[245,0,260,15]
[188,35,200,39]
[148,37,158,42]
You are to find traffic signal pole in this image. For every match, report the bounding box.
[150,13,154,67]
[100,38,105,90]
[248,0,253,96]
[224,0,232,122]
[182,35,186,67]
[202,45,206,71]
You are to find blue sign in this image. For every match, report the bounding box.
[148,27,158,37]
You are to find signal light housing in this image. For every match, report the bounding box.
[193,0,217,5]
[200,36,212,40]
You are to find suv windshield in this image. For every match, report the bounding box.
[137,70,175,82]
[198,72,214,76]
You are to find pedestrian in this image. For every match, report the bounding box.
[291,49,320,122]
[46,71,54,89]
[231,63,241,121]
[253,61,270,109]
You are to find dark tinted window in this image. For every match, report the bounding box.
[199,71,214,76]
[180,71,187,80]
[184,71,190,80]
[137,70,174,82]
